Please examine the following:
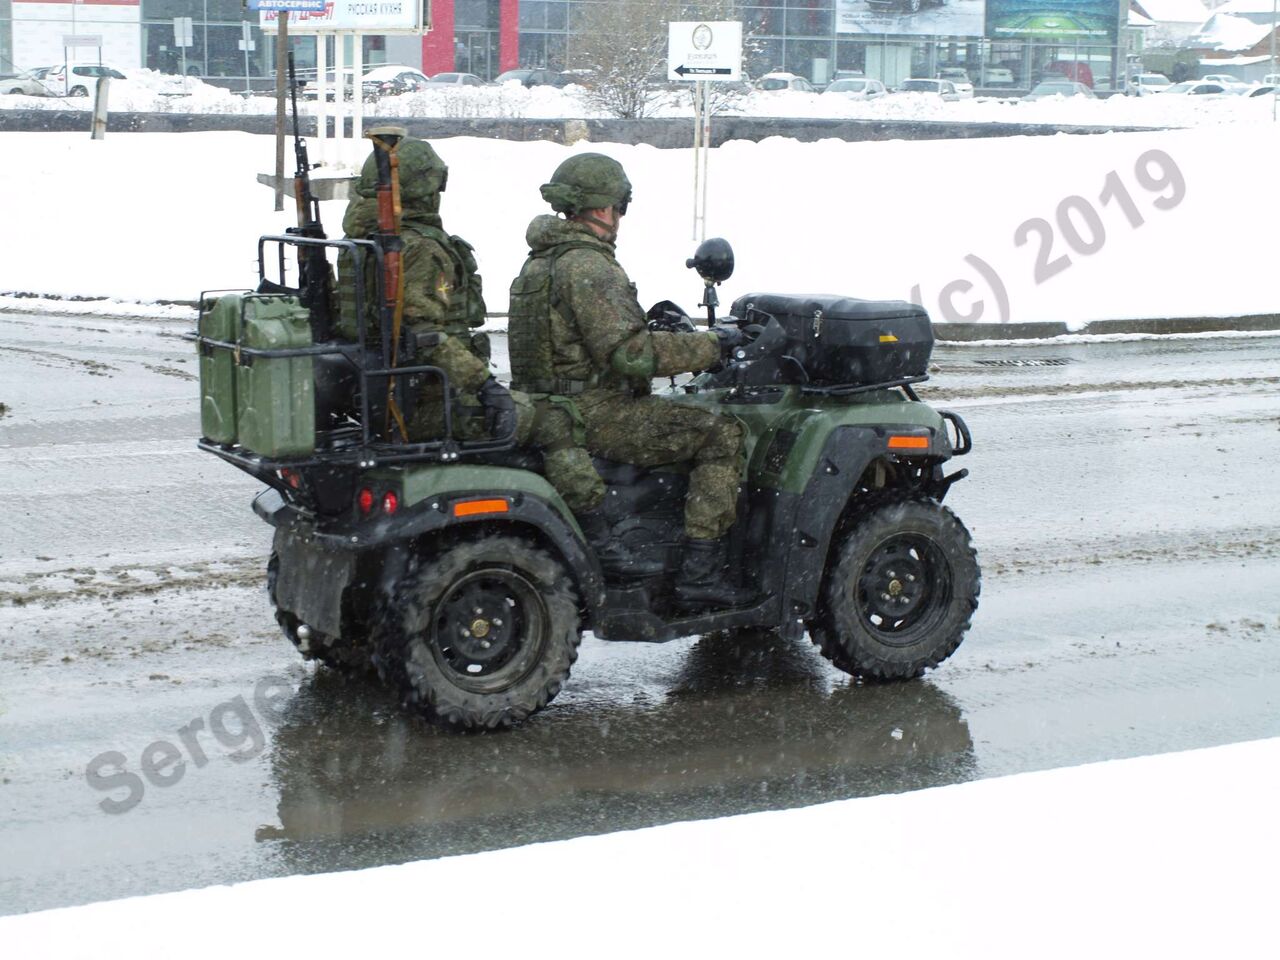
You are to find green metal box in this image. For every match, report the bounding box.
[235,294,315,458]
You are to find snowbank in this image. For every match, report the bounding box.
[2,737,1275,959]
[5,74,1280,127]
[2,124,1278,327]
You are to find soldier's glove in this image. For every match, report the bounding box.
[713,324,747,359]
[646,300,696,333]
[477,377,517,439]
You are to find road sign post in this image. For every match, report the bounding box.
[667,22,742,242]
[173,16,193,93]
[239,21,255,94]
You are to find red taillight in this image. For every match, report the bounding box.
[357,488,374,514]
[280,468,300,489]
[382,491,399,515]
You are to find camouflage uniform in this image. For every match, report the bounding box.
[509,214,744,540]
[336,138,491,441]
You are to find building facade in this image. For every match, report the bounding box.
[2,0,1134,92]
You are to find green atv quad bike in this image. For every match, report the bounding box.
[195,232,979,730]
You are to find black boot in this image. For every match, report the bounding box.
[577,509,664,578]
[673,538,755,610]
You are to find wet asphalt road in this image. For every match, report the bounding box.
[1,311,1278,915]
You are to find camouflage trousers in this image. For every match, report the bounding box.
[513,394,604,514]
[578,393,745,541]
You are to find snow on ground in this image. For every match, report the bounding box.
[4,74,1280,127]
[2,737,1275,959]
[2,123,1278,327]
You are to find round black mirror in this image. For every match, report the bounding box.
[685,237,734,284]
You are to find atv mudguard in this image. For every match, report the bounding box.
[256,464,605,638]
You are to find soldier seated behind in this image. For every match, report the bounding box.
[337,134,511,442]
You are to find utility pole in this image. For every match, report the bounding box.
[274,11,289,212]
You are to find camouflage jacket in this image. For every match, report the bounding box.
[509,215,720,402]
[336,200,489,394]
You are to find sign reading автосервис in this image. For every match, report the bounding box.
[985,0,1119,39]
[259,0,424,33]
[248,0,326,12]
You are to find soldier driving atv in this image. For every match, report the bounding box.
[508,153,752,609]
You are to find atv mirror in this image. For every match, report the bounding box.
[685,238,734,284]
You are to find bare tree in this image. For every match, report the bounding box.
[569,1,741,120]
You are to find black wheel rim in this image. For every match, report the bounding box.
[429,567,548,693]
[855,534,953,645]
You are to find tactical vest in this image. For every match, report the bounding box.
[508,240,597,394]
[335,226,485,342]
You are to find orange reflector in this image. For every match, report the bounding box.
[452,498,510,518]
[887,435,930,450]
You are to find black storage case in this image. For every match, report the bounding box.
[732,293,934,388]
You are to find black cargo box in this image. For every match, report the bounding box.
[732,293,933,388]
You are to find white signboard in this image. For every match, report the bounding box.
[667,21,742,83]
[173,16,193,48]
[260,0,425,34]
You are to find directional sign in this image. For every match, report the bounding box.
[667,21,742,84]
[173,17,193,48]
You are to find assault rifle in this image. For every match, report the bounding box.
[285,52,333,341]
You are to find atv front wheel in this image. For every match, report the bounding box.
[267,553,370,674]
[812,497,979,679]
[374,535,582,730]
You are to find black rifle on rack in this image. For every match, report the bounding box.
[286,51,333,340]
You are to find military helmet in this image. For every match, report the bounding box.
[540,153,632,216]
[355,134,448,205]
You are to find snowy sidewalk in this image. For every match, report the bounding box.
[3,737,1276,959]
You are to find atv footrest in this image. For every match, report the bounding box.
[594,594,776,643]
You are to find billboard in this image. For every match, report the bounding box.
[835,0,986,38]
[985,0,1119,40]
[260,0,424,34]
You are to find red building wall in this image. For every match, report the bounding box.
[422,0,520,77]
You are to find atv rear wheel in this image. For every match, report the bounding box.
[268,553,370,673]
[811,497,979,679]
[374,535,582,730]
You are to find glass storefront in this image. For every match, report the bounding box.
[0,0,13,76]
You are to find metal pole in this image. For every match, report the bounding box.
[692,79,701,241]
[242,21,252,95]
[1272,0,1277,121]
[700,80,711,243]
[316,34,327,164]
[334,31,345,167]
[274,11,289,212]
[352,32,364,152]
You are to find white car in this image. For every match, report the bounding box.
[821,77,887,100]
[1160,80,1230,98]
[425,72,486,88]
[895,78,960,101]
[983,67,1016,87]
[3,67,55,96]
[1022,80,1096,101]
[754,72,816,93]
[42,63,126,97]
[937,68,974,98]
[361,65,432,98]
[1201,73,1241,86]
[1129,73,1171,96]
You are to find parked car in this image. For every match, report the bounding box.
[937,67,974,98]
[1129,72,1171,96]
[1041,61,1094,88]
[42,63,126,97]
[895,78,961,101]
[3,67,55,96]
[821,77,887,100]
[982,67,1016,87]
[1246,84,1279,97]
[866,0,946,13]
[1022,80,1096,101]
[1160,80,1230,97]
[494,68,570,88]
[754,72,816,92]
[424,72,485,88]
[1200,73,1241,86]
[361,65,432,98]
